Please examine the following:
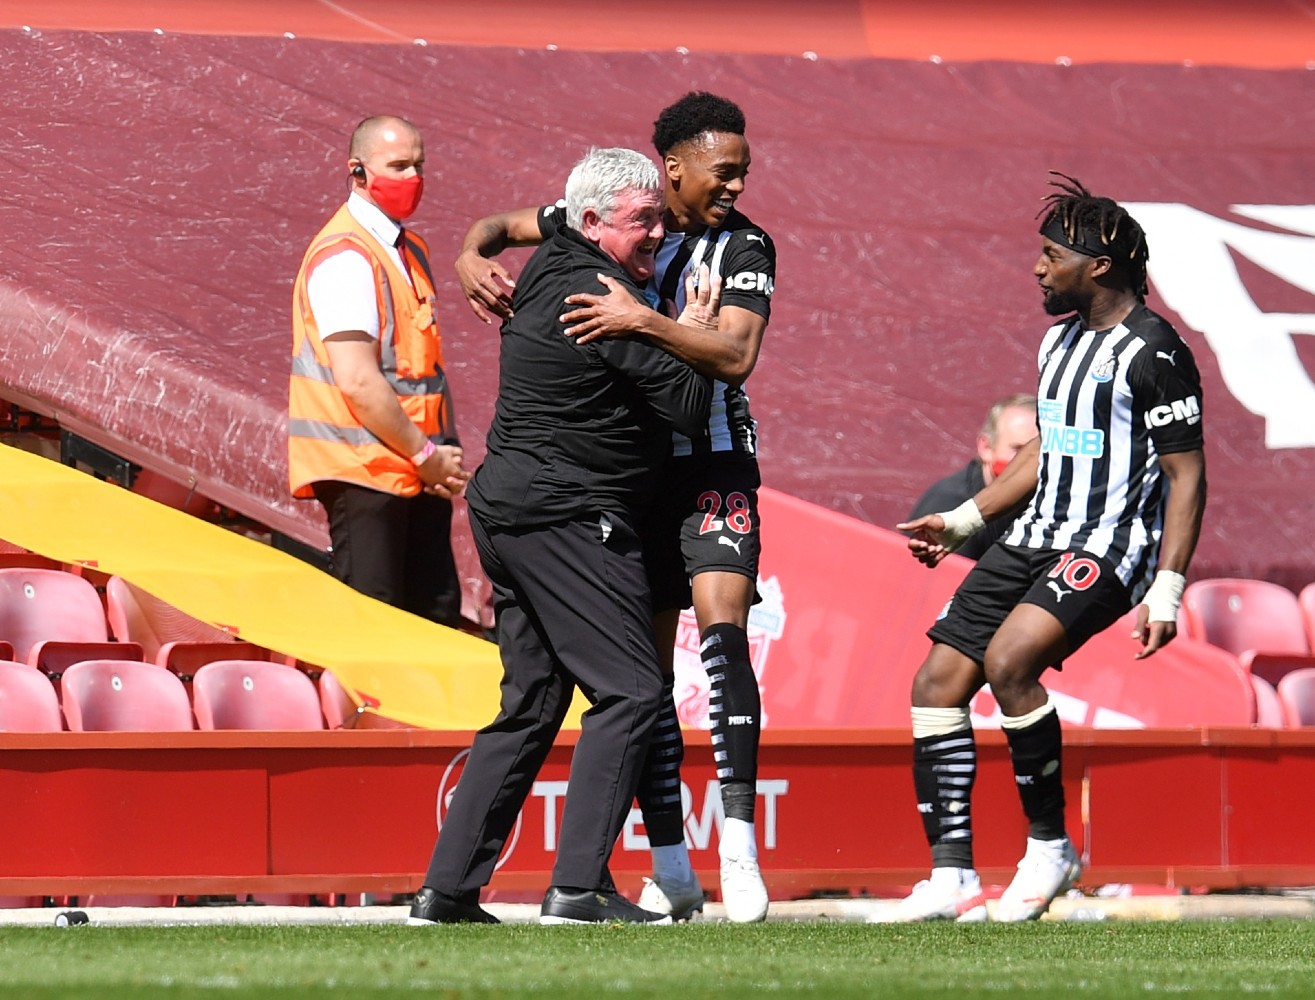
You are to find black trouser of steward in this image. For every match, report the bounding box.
[311,479,461,627]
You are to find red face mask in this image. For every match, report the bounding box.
[990,459,1011,479]
[367,172,424,221]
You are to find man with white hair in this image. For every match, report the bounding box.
[409,148,712,926]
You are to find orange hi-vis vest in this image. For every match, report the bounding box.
[289,204,455,498]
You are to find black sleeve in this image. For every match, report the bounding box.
[908,470,971,521]
[596,335,711,438]
[1128,339,1205,455]
[536,201,568,240]
[576,270,710,437]
[717,229,776,321]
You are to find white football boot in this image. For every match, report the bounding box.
[993,836,1082,922]
[869,867,988,923]
[637,872,705,922]
[719,856,769,923]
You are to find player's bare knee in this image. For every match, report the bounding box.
[982,656,1046,714]
[911,648,981,707]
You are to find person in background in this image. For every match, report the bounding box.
[906,393,1038,561]
[289,115,468,626]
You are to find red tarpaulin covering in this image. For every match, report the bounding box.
[1,1,1313,604]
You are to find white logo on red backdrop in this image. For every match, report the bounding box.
[673,575,787,729]
[1124,202,1315,449]
[436,747,522,869]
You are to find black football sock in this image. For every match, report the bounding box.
[703,623,760,823]
[912,727,977,870]
[1003,705,1067,841]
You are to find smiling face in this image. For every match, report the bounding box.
[583,187,666,281]
[665,131,750,230]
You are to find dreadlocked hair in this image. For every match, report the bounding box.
[1038,171,1150,298]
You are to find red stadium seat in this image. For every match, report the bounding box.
[1181,578,1310,658]
[1239,650,1315,688]
[1249,674,1287,728]
[156,640,268,682]
[192,660,325,731]
[60,659,193,732]
[0,660,63,732]
[0,568,108,662]
[1277,668,1315,727]
[104,574,237,660]
[1300,584,1315,651]
[319,668,363,729]
[29,639,144,682]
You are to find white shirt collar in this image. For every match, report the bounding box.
[347,191,403,249]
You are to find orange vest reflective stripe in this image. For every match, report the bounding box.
[288,205,455,498]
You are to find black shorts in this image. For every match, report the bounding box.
[927,543,1132,667]
[644,454,762,614]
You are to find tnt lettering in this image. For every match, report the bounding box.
[621,778,789,851]
[1144,395,1201,429]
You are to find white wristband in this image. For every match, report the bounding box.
[938,499,986,552]
[409,439,437,467]
[1142,570,1186,623]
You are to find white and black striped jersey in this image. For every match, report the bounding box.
[1002,303,1204,602]
[538,203,775,457]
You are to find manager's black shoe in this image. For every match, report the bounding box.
[539,886,673,925]
[406,886,500,925]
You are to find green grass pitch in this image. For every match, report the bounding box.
[4,920,1315,998]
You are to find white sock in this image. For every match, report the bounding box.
[719,817,758,862]
[652,843,694,884]
[930,866,977,888]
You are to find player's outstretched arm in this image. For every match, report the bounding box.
[455,207,543,323]
[1131,447,1207,659]
[896,438,1042,568]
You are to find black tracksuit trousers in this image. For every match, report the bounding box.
[422,508,663,894]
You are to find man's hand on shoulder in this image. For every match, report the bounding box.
[455,248,515,324]
[560,274,653,344]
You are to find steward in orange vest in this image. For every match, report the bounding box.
[289,202,455,498]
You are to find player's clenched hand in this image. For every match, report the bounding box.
[561,274,649,343]
[455,248,515,324]
[675,264,720,330]
[1130,605,1178,660]
[895,514,952,568]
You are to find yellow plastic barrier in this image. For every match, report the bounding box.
[0,443,589,729]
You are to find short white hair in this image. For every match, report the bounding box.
[564,147,661,230]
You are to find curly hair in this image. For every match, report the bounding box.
[1037,171,1150,297]
[652,92,746,157]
